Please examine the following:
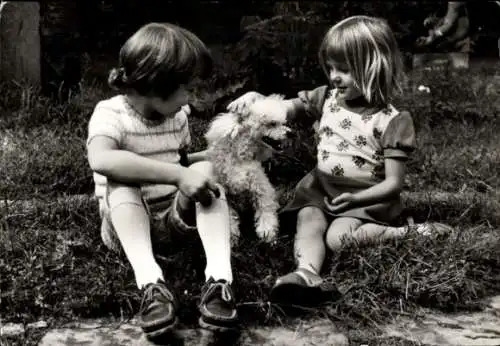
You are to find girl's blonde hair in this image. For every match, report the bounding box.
[319,16,404,105]
[108,22,212,99]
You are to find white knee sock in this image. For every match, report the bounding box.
[110,202,164,289]
[195,189,233,283]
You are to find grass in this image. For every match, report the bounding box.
[2,59,500,345]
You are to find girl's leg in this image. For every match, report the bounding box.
[326,221,452,251]
[353,222,453,247]
[107,182,163,288]
[270,207,329,305]
[294,206,329,275]
[325,217,364,251]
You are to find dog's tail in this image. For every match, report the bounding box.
[205,112,242,145]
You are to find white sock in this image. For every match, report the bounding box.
[195,188,233,283]
[298,265,319,276]
[110,202,164,289]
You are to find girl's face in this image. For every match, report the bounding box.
[148,85,190,117]
[326,59,362,101]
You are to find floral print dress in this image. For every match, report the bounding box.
[281,86,416,226]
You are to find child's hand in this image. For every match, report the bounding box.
[227,91,265,115]
[178,169,220,207]
[178,104,191,116]
[324,193,358,213]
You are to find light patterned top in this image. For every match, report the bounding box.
[290,86,416,185]
[87,95,191,202]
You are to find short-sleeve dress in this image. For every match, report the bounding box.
[280,86,416,226]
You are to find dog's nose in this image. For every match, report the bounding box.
[286,129,296,138]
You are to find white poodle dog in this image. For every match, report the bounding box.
[205,95,290,242]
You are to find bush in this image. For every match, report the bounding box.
[230,13,330,97]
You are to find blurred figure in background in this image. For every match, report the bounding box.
[414,1,470,70]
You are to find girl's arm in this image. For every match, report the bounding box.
[187,149,208,164]
[88,136,188,185]
[283,98,306,123]
[227,90,319,127]
[353,158,405,204]
[327,110,415,212]
[325,158,405,212]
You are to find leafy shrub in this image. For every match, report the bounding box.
[231,13,331,97]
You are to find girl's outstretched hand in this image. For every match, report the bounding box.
[227,91,265,115]
[324,193,358,213]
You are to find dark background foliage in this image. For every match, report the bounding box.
[39,1,500,102]
[41,1,500,54]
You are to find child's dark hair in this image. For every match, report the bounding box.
[108,22,212,99]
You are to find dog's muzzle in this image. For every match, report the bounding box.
[261,136,285,151]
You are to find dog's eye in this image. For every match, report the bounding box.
[268,121,278,127]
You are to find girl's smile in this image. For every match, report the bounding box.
[327,60,362,101]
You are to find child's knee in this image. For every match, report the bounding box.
[326,217,363,250]
[297,207,328,235]
[106,182,144,211]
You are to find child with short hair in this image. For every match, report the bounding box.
[86,22,238,339]
[229,16,444,305]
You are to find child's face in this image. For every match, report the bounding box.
[326,60,361,101]
[148,85,189,117]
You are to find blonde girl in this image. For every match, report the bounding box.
[229,16,443,305]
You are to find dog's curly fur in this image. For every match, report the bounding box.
[205,95,290,242]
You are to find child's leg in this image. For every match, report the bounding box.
[294,206,329,275]
[173,160,238,330]
[325,217,365,251]
[326,221,452,251]
[185,161,233,283]
[107,181,177,338]
[106,181,163,288]
[270,207,329,305]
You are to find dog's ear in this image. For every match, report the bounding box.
[205,112,242,145]
[267,93,285,100]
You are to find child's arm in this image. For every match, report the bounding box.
[227,91,300,119]
[227,88,326,127]
[187,150,208,164]
[326,111,415,212]
[325,158,405,212]
[88,136,189,185]
[87,136,219,203]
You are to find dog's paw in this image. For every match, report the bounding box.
[255,213,279,243]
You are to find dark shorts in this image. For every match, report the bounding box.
[280,168,403,226]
